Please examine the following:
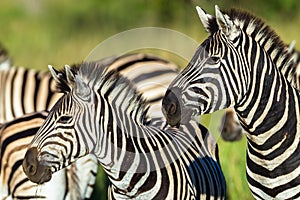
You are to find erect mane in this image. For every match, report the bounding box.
[207,8,296,87]
[53,58,150,124]
[53,63,80,93]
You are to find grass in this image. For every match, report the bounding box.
[1,1,300,199]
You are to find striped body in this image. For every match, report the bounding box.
[162,6,300,199]
[23,62,226,199]
[289,43,300,89]
[1,53,180,199]
[0,66,60,122]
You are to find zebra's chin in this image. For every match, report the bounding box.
[22,147,53,184]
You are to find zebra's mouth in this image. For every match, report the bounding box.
[22,147,53,184]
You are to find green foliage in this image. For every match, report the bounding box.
[218,138,253,200]
[90,167,108,199]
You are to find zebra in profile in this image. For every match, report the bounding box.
[0,53,181,199]
[220,42,300,141]
[22,62,226,199]
[0,49,98,199]
[162,5,300,199]
[0,111,98,199]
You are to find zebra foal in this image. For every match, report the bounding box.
[22,61,226,199]
[162,5,300,199]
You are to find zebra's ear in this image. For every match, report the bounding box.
[48,65,74,93]
[65,65,75,84]
[215,5,234,36]
[288,40,296,53]
[48,65,61,83]
[196,6,214,33]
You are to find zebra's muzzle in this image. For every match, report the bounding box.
[162,88,182,126]
[22,147,52,184]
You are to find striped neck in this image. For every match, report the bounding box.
[235,37,300,140]
[207,8,296,87]
[91,70,221,198]
[234,36,300,196]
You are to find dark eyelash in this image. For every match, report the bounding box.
[58,115,73,123]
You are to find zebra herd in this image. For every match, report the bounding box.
[0,4,299,200]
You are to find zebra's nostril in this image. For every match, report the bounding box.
[23,147,39,176]
[28,164,36,175]
[168,102,177,115]
[23,147,53,184]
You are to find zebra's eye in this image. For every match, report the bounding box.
[207,56,220,64]
[57,115,73,124]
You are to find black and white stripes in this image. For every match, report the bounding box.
[2,53,180,199]
[162,5,300,199]
[23,61,226,199]
[0,111,98,199]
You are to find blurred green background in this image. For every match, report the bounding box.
[1,0,300,199]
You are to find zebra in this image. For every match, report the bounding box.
[0,53,178,123]
[22,62,226,199]
[0,49,98,199]
[162,5,300,199]
[0,111,98,199]
[220,42,300,142]
[0,53,181,199]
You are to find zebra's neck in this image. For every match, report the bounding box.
[236,43,300,142]
[232,12,300,159]
[94,78,219,198]
[95,114,221,199]
[235,39,300,188]
[235,43,300,196]
[220,9,297,87]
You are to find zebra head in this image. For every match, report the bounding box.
[163,5,251,126]
[23,64,97,184]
